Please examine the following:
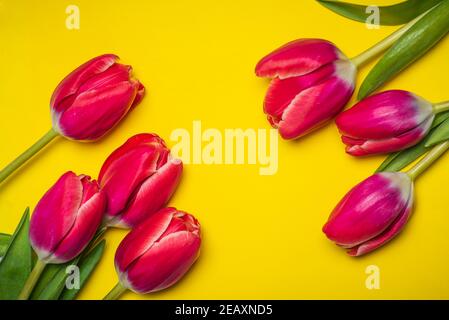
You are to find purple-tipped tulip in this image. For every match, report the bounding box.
[336,90,434,156]
[323,172,413,256]
[30,171,105,263]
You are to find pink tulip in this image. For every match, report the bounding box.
[255,39,356,139]
[336,90,435,156]
[51,54,145,141]
[30,171,105,263]
[323,172,414,256]
[115,207,201,294]
[98,134,183,228]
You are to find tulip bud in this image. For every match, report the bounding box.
[323,172,413,256]
[51,54,145,141]
[256,39,356,140]
[336,90,434,156]
[98,134,183,228]
[114,207,201,294]
[30,171,105,263]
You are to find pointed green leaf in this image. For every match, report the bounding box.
[32,257,80,300]
[0,233,11,262]
[60,240,106,300]
[425,117,449,147]
[376,152,400,172]
[359,0,449,99]
[317,0,443,26]
[30,229,107,300]
[0,208,32,300]
[376,138,429,172]
[432,111,449,128]
[376,112,449,172]
[29,261,72,300]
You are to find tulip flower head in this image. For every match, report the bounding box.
[99,134,183,228]
[336,90,435,156]
[323,172,413,256]
[114,207,201,294]
[0,54,145,186]
[30,171,105,263]
[256,39,356,140]
[51,54,145,141]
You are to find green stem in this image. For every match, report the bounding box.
[407,141,449,180]
[103,282,127,300]
[351,11,428,68]
[0,128,59,184]
[433,100,449,114]
[18,259,46,300]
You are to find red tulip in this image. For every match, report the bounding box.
[256,39,356,139]
[98,134,183,228]
[0,54,145,185]
[114,207,201,294]
[30,171,105,263]
[51,54,145,141]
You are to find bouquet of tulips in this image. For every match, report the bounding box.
[0,55,201,300]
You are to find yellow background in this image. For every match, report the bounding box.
[1,0,449,300]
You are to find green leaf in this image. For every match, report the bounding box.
[425,117,449,147]
[376,138,429,172]
[376,112,449,172]
[31,257,80,300]
[359,0,449,99]
[0,233,11,261]
[29,261,70,300]
[432,111,449,127]
[0,208,32,300]
[317,0,443,26]
[30,240,106,300]
[60,240,106,300]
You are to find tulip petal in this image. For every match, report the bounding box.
[255,39,343,79]
[344,116,434,156]
[277,61,355,139]
[159,212,200,239]
[77,63,132,94]
[264,63,335,122]
[130,81,145,109]
[30,172,83,260]
[101,147,160,220]
[123,230,201,293]
[115,208,177,273]
[49,191,105,263]
[50,54,118,113]
[113,158,183,228]
[348,185,414,256]
[98,134,167,183]
[336,90,433,140]
[57,81,137,140]
[79,175,100,205]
